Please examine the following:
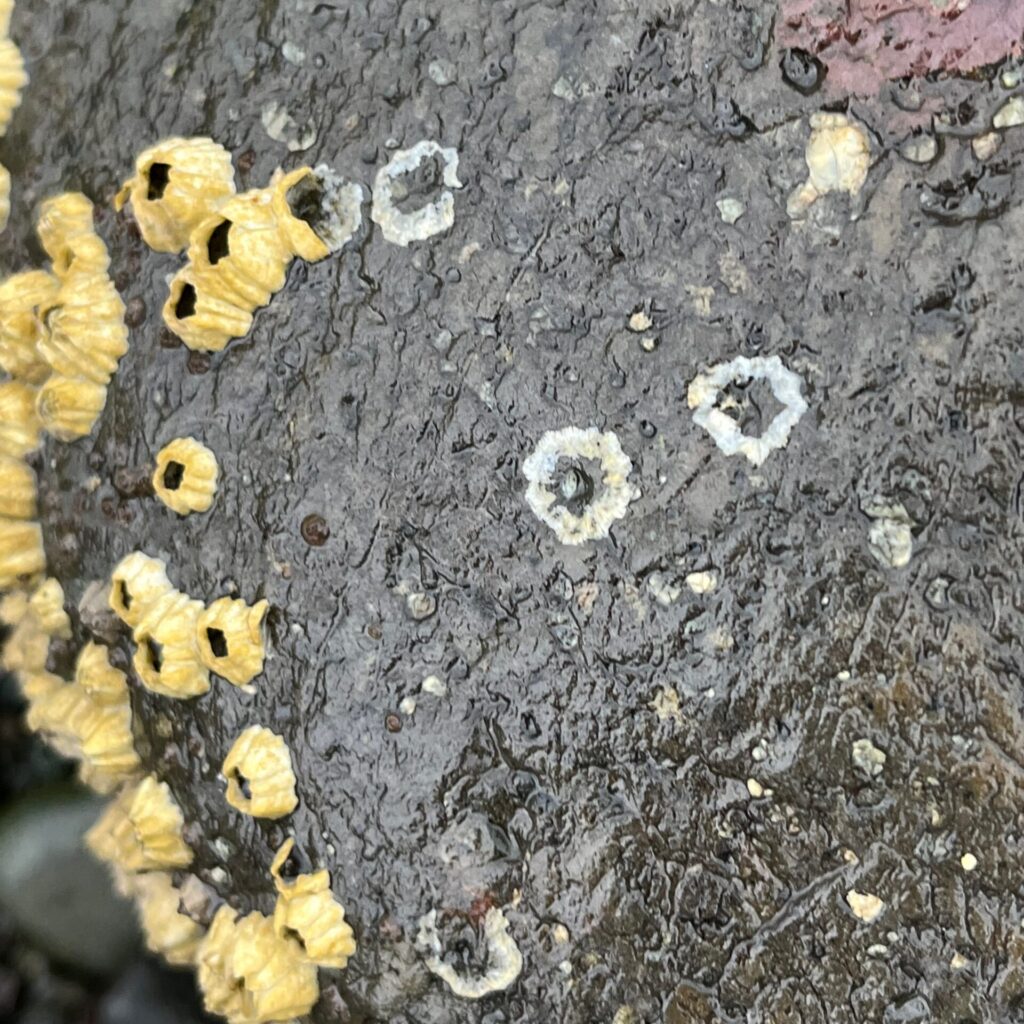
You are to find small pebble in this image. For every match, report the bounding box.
[846,889,884,923]
[399,696,416,715]
[716,197,745,224]
[972,132,1001,162]
[746,778,764,799]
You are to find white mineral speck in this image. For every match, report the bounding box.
[649,687,682,724]
[746,778,764,799]
[960,852,978,872]
[685,571,718,595]
[428,59,456,85]
[851,738,886,777]
[972,132,1001,161]
[950,952,969,970]
[994,96,1024,129]
[422,675,447,696]
[552,924,570,944]
[846,889,884,923]
[716,197,745,224]
[399,696,417,715]
[900,134,937,164]
[628,311,653,332]
[282,40,306,65]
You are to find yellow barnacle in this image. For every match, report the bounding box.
[152,437,218,515]
[0,516,43,588]
[131,590,210,699]
[129,871,205,967]
[36,373,107,441]
[162,264,254,352]
[197,906,249,1022]
[0,269,60,384]
[85,774,193,872]
[28,577,71,638]
[1,611,47,674]
[0,589,27,626]
[0,453,35,519]
[270,166,331,263]
[36,192,105,278]
[197,597,267,686]
[115,137,236,253]
[109,550,174,628]
[222,725,298,819]
[18,668,63,702]
[75,640,129,704]
[271,838,356,969]
[0,379,40,457]
[0,162,8,232]
[0,37,26,137]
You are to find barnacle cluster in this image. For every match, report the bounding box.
[0,0,26,232]
[153,436,219,515]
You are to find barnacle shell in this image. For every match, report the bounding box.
[18,668,63,702]
[196,906,249,1022]
[0,516,43,587]
[270,838,356,969]
[36,374,107,441]
[0,380,40,457]
[162,265,254,352]
[197,597,268,686]
[75,640,129,705]
[0,37,26,136]
[0,162,8,232]
[0,0,11,37]
[36,193,106,278]
[115,137,236,253]
[270,166,331,262]
[0,269,60,383]
[222,726,298,819]
[277,164,365,254]
[0,453,36,519]
[129,871,205,967]
[109,551,175,628]
[28,577,71,638]
[1,608,48,674]
[86,775,193,872]
[153,437,219,515]
[787,113,871,219]
[131,590,210,699]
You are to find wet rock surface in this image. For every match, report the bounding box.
[2,1,1024,1022]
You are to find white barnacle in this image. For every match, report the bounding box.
[370,140,462,247]
[522,427,638,545]
[416,907,523,999]
[687,355,808,467]
[304,164,365,252]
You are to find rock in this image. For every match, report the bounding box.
[97,959,210,1024]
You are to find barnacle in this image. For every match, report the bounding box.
[162,265,254,352]
[0,269,60,383]
[0,380,41,456]
[0,162,8,232]
[28,576,71,637]
[787,113,871,220]
[1,605,48,675]
[197,906,319,1024]
[522,427,639,545]
[371,139,462,246]
[129,871,205,967]
[222,726,298,819]
[0,516,44,587]
[270,838,356,969]
[115,137,236,253]
[35,373,107,441]
[85,775,193,872]
[36,192,106,278]
[0,36,26,136]
[277,164,365,254]
[109,550,175,629]
[152,437,219,515]
[131,589,210,699]
[0,453,36,519]
[76,639,130,704]
[197,597,268,686]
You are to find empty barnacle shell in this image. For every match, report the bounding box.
[0,453,36,519]
[0,380,41,457]
[36,192,107,278]
[222,725,298,819]
[86,774,193,872]
[269,166,333,262]
[75,639,130,705]
[131,590,210,699]
[129,871,206,967]
[0,36,26,136]
[162,265,254,352]
[197,906,250,1022]
[0,162,8,232]
[36,374,107,441]
[270,838,357,969]
[279,163,365,254]
[152,437,219,515]
[0,269,61,383]
[28,577,71,638]
[197,597,268,686]
[115,137,236,253]
[0,516,44,587]
[109,551,175,629]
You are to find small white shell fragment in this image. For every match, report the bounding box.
[687,355,808,467]
[421,674,447,696]
[306,164,365,252]
[851,738,886,777]
[993,96,1024,129]
[628,311,652,332]
[746,778,764,799]
[260,100,317,151]
[846,889,884,923]
[647,572,681,605]
[371,139,462,246]
[716,197,745,224]
[416,906,523,999]
[972,132,1001,162]
[861,496,913,568]
[950,952,969,970]
[899,134,938,165]
[685,570,717,595]
[788,113,871,219]
[399,696,417,715]
[960,852,977,872]
[522,427,638,545]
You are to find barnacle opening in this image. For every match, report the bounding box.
[206,628,228,658]
[196,597,267,686]
[145,161,171,200]
[152,437,218,515]
[162,460,185,490]
[206,219,232,264]
[222,726,298,819]
[175,283,197,319]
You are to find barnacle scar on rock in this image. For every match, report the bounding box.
[127,871,205,967]
[0,270,60,383]
[787,113,871,220]
[222,725,298,819]
[86,774,193,872]
[197,596,268,686]
[115,137,236,252]
[371,139,462,246]
[197,905,320,1024]
[270,838,357,969]
[153,437,219,515]
[687,355,809,467]
[522,427,638,545]
[416,906,523,999]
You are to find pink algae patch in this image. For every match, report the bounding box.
[778,0,1024,96]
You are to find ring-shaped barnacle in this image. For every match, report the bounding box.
[0,380,40,457]
[0,36,26,137]
[370,139,463,247]
[274,164,365,256]
[131,590,210,699]
[270,838,357,969]
[152,437,219,516]
[36,374,107,441]
[36,193,106,278]
[109,551,175,629]
[115,137,236,253]
[0,453,35,519]
[522,426,639,546]
[197,596,268,686]
[0,269,60,383]
[687,354,809,467]
[0,162,9,232]
[85,774,193,873]
[128,871,205,967]
[0,516,44,587]
[162,264,254,352]
[222,725,298,819]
